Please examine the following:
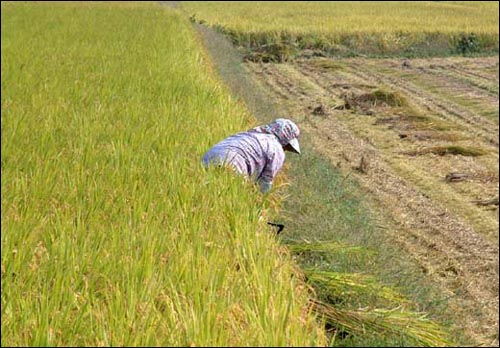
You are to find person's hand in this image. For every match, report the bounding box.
[259,179,272,193]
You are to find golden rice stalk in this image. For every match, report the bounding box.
[312,299,453,347]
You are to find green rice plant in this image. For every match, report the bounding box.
[1,2,326,346]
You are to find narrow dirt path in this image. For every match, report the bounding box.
[246,59,499,346]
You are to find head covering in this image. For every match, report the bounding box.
[252,118,301,154]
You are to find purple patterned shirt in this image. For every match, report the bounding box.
[202,130,285,191]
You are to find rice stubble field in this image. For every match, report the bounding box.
[245,56,499,346]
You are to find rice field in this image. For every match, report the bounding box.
[1,2,326,346]
[183,1,499,58]
[185,1,499,34]
[2,1,481,347]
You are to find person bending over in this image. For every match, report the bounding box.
[202,118,301,193]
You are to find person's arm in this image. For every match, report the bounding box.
[258,142,285,193]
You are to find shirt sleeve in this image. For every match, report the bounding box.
[258,141,285,192]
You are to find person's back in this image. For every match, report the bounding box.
[202,118,301,192]
[202,131,285,191]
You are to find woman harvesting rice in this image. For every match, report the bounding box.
[202,118,301,193]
